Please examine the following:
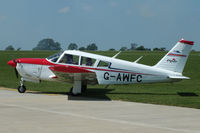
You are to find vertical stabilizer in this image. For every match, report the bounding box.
[154,39,194,73]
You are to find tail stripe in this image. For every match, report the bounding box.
[179,40,194,45]
[167,53,187,57]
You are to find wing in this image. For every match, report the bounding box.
[49,65,98,84]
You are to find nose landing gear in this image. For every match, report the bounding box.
[18,78,26,93]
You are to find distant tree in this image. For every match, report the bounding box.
[153,47,166,51]
[135,45,145,50]
[17,48,21,51]
[145,48,151,51]
[32,38,61,51]
[109,48,115,51]
[54,42,62,50]
[86,43,98,51]
[153,48,159,51]
[79,47,86,51]
[160,47,166,51]
[130,43,138,50]
[68,43,78,50]
[120,46,127,51]
[5,45,15,51]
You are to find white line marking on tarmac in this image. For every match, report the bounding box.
[0,103,197,133]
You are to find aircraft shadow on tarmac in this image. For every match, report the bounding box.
[27,88,114,101]
[27,88,198,101]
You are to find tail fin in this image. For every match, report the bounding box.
[154,39,194,73]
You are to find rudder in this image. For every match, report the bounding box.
[154,39,194,73]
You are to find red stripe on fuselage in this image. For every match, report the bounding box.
[17,58,153,75]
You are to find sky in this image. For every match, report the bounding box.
[0,0,200,51]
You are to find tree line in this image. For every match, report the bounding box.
[4,38,166,51]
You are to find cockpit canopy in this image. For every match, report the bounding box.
[47,51,96,66]
[46,50,111,68]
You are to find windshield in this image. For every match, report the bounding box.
[47,51,63,62]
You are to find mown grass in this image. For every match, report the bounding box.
[0,50,200,108]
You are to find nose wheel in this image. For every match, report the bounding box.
[18,78,26,93]
[18,85,26,93]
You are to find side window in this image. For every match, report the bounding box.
[97,61,110,67]
[80,57,96,66]
[59,54,79,65]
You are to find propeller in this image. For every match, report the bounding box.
[13,59,19,78]
[14,68,19,78]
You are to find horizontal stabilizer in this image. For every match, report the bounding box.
[168,75,190,79]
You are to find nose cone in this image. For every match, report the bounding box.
[8,60,17,67]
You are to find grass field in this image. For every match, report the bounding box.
[0,50,200,109]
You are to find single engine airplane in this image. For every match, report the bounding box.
[8,39,194,95]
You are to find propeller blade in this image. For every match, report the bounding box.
[14,68,19,79]
[12,59,19,78]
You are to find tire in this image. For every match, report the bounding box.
[18,85,26,93]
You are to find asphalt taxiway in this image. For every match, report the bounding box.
[0,87,200,133]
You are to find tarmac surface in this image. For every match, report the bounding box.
[0,87,200,133]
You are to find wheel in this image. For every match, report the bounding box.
[18,85,26,93]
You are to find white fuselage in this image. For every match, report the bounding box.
[15,50,181,85]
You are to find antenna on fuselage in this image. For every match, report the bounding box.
[112,51,121,58]
[134,56,143,63]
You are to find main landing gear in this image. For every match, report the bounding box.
[69,81,87,96]
[18,78,26,93]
